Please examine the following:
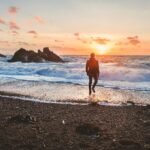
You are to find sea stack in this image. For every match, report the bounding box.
[0,53,6,57]
[9,47,64,63]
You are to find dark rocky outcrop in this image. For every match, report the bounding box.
[9,47,64,63]
[9,48,44,62]
[0,53,6,57]
[38,47,63,62]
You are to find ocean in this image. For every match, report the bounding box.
[0,55,150,105]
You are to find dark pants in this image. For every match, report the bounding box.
[88,74,98,95]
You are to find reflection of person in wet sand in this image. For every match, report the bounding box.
[86,53,99,95]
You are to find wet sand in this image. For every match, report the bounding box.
[0,96,149,150]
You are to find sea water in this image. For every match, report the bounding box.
[0,55,150,105]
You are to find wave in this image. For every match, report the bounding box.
[0,55,150,91]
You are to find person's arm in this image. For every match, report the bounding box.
[97,61,100,77]
[86,60,89,75]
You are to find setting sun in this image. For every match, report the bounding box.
[92,42,112,54]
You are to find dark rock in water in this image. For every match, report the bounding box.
[9,48,44,63]
[9,47,64,63]
[38,47,64,62]
[0,53,6,57]
[76,123,100,136]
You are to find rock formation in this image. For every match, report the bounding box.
[9,47,64,63]
[0,53,6,57]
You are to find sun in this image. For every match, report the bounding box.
[92,42,111,54]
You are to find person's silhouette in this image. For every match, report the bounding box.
[86,53,99,95]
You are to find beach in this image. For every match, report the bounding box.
[0,56,150,150]
[0,95,149,150]
[0,0,150,149]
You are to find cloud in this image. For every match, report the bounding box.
[9,21,20,30]
[0,18,6,25]
[12,31,18,34]
[34,16,45,24]
[115,36,141,47]
[27,30,38,38]
[12,30,19,36]
[28,30,37,34]
[16,41,29,46]
[0,40,9,45]
[74,32,89,44]
[74,33,110,45]
[127,36,140,45]
[54,40,63,43]
[92,37,110,44]
[8,6,19,14]
[74,32,80,37]
[74,32,80,40]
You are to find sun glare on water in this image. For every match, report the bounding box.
[92,42,112,54]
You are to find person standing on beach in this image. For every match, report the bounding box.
[86,53,99,95]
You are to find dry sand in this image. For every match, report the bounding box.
[0,96,149,150]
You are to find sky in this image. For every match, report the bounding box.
[0,0,150,55]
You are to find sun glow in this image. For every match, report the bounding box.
[92,42,112,54]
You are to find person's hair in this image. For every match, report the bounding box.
[90,53,95,58]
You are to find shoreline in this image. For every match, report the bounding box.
[0,91,149,107]
[0,80,150,105]
[0,95,149,150]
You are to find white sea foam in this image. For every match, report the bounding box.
[0,80,149,105]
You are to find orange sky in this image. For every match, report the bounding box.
[0,32,149,55]
[0,0,150,55]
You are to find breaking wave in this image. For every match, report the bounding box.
[0,55,150,91]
